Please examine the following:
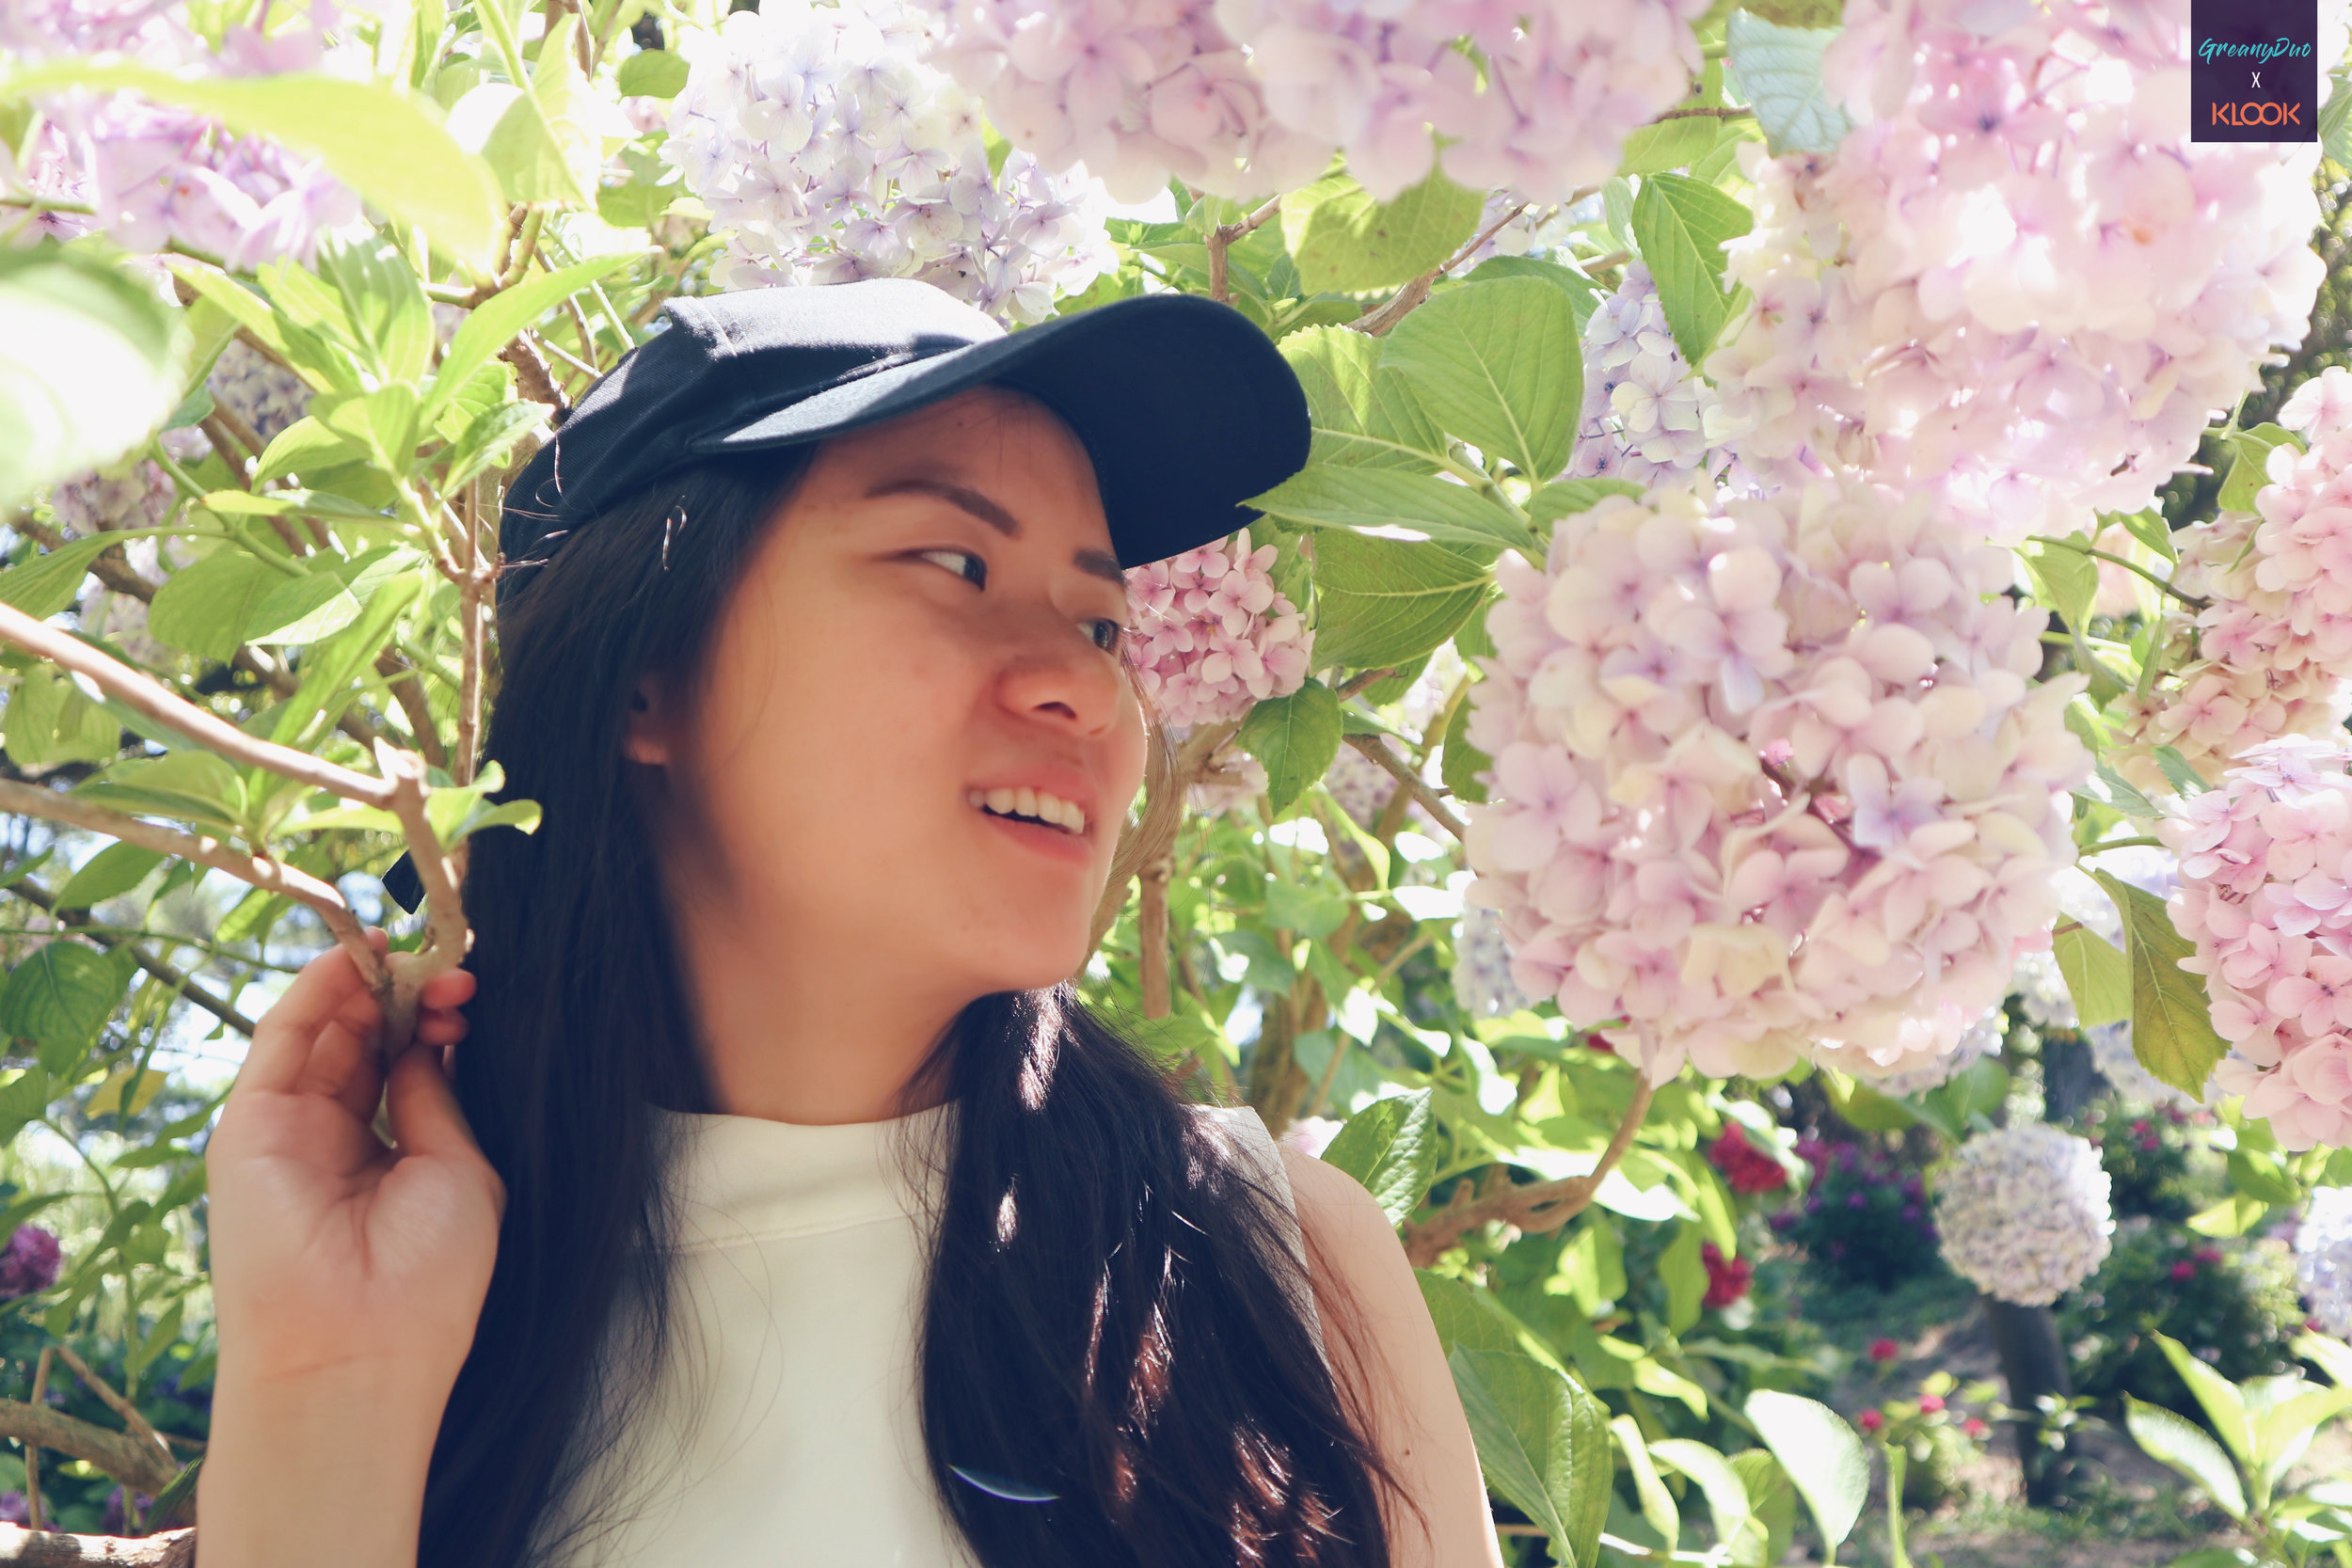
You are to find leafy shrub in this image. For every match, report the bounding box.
[2060,1219,2305,1420]
[1773,1138,1947,1292]
[2077,1102,2207,1224]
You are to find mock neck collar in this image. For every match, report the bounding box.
[651,1101,958,1252]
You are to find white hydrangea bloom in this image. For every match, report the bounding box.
[2296,1185,2352,1338]
[1935,1123,2114,1306]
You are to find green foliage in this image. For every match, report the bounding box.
[2061,1225,2306,1424]
[0,246,187,510]
[1725,10,1852,155]
[2095,873,2229,1098]
[1628,173,1752,369]
[1280,166,1486,295]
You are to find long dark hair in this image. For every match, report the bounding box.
[420,422,1403,1567]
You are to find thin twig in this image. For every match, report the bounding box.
[502,333,569,415]
[24,1350,47,1533]
[0,607,392,807]
[1341,733,1467,840]
[1653,105,1757,119]
[1401,1078,1657,1266]
[1207,195,1284,306]
[2028,534,2207,610]
[52,1348,172,1472]
[374,650,450,771]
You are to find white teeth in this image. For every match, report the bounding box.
[971,786,1088,836]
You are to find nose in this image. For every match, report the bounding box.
[993,609,1132,736]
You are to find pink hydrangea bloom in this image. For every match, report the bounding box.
[2112,367,2352,791]
[1461,480,2090,1085]
[2161,735,2352,1150]
[1707,0,2327,545]
[1124,526,1311,730]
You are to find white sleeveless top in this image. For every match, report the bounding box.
[530,1101,1315,1568]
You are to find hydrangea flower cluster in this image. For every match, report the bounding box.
[1452,903,1531,1020]
[1707,0,2327,546]
[1461,480,2090,1085]
[0,1226,60,1301]
[664,0,1118,325]
[1874,1005,2003,1098]
[914,0,1708,203]
[1,0,363,267]
[1705,1122,1788,1196]
[2161,735,2352,1150]
[1934,1123,2113,1306]
[2113,369,2352,792]
[2296,1184,2352,1338]
[1567,263,1719,490]
[205,338,310,448]
[1123,526,1311,730]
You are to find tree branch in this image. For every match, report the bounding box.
[0,1527,194,1566]
[1340,733,1467,840]
[0,1398,181,1497]
[1401,1078,1656,1266]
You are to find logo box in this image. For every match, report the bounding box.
[2193,0,2319,141]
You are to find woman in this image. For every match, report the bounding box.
[196,278,1503,1568]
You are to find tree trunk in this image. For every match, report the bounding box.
[2042,1036,2101,1123]
[1983,1296,2074,1507]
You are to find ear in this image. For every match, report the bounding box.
[623,672,675,767]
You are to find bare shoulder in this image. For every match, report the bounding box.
[1273,1144,1506,1568]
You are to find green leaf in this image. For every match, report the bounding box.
[245,546,411,646]
[0,941,121,1068]
[2,533,136,621]
[1310,532,1495,671]
[2324,72,2352,169]
[0,1069,51,1144]
[1743,1390,1869,1551]
[448,80,586,206]
[0,245,186,510]
[146,550,287,666]
[2023,535,2098,634]
[1238,678,1343,818]
[2111,507,2177,565]
[1618,114,1724,175]
[2154,1332,2254,1464]
[1629,173,1753,370]
[616,48,690,98]
[1280,166,1486,295]
[1529,478,1645,531]
[2125,1395,2248,1519]
[316,232,432,386]
[1319,1088,1435,1227]
[2054,923,2131,1029]
[1246,465,1534,553]
[2094,872,2227,1098]
[2154,745,2210,797]
[1724,11,1853,155]
[4,665,121,768]
[76,748,246,831]
[1726,1450,1797,1568]
[439,397,550,490]
[1661,1220,1708,1335]
[1381,277,1581,480]
[53,843,165,911]
[2217,423,2301,514]
[2094,762,2162,820]
[1612,1413,1681,1549]
[422,252,640,427]
[1462,255,1608,328]
[253,418,365,487]
[0,63,504,270]
[1649,1439,1755,1555]
[312,384,421,476]
[1278,325,1449,473]
[267,569,424,747]
[1441,688,1491,806]
[529,13,610,202]
[1450,1347,1611,1568]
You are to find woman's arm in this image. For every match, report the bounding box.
[1279,1146,1508,1568]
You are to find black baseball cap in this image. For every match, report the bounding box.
[495,275,1311,608]
[384,276,1310,913]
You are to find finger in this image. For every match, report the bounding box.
[410,1010,470,1047]
[385,1042,496,1184]
[231,927,389,1100]
[419,967,477,1006]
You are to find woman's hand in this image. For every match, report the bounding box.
[197,927,501,1568]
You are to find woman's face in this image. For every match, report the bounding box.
[628,384,1149,1006]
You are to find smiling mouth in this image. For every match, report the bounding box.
[967,787,1088,837]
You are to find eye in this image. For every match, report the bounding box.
[1086,618,1128,656]
[916,547,986,588]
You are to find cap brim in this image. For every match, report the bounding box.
[689,292,1308,567]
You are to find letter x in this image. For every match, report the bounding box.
[2253,70,2264,87]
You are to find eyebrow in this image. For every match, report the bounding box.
[865,476,1127,587]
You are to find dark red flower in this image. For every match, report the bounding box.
[1868,1338,1901,1363]
[1963,1418,1989,1438]
[1705,1125,1789,1195]
[1917,1392,1945,1414]
[1858,1409,1885,1433]
[1701,1241,1754,1308]
[2169,1260,2198,1281]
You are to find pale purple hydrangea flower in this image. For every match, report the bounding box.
[664,0,1118,325]
[1124,526,1311,730]
[0,1226,62,1300]
[2295,1185,2352,1337]
[1452,903,1530,1021]
[1568,262,1718,491]
[205,338,310,447]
